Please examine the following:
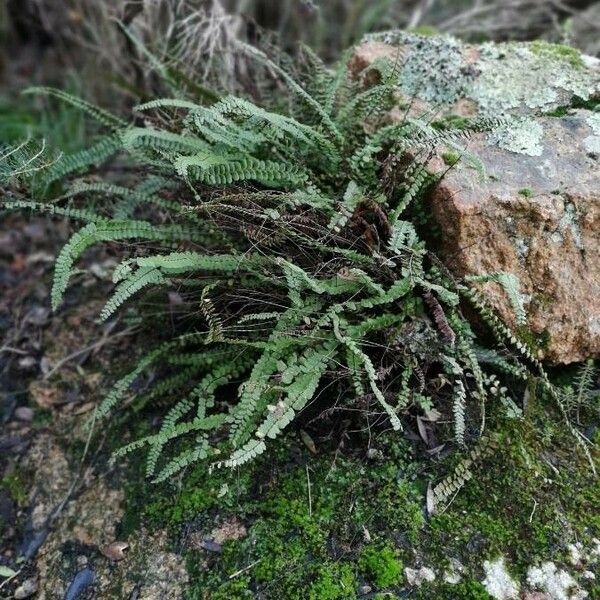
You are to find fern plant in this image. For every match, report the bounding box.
[2,42,583,482]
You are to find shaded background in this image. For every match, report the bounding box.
[2,0,600,104]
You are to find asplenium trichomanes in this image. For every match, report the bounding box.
[4,42,574,483]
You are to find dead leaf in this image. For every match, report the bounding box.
[300,429,317,455]
[416,416,429,444]
[210,518,247,545]
[426,443,446,456]
[362,526,371,542]
[29,382,62,409]
[101,541,129,561]
[39,357,52,376]
[25,251,54,266]
[18,356,37,370]
[423,408,442,422]
[72,402,96,415]
[426,482,436,516]
[168,292,184,306]
[523,386,531,410]
[10,254,26,273]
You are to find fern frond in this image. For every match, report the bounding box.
[237,42,343,145]
[466,272,527,325]
[42,134,121,186]
[24,87,127,129]
[1,199,102,223]
[100,267,168,321]
[52,221,207,310]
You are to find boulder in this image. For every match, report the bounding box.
[351,33,600,363]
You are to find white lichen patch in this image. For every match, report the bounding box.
[586,113,600,135]
[490,119,544,156]
[583,135,600,155]
[527,562,586,600]
[568,542,584,567]
[442,558,465,585]
[482,557,520,599]
[367,31,475,105]
[514,238,530,260]
[555,202,584,249]
[363,32,600,155]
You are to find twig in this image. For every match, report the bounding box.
[43,326,135,380]
[0,346,30,355]
[0,568,22,591]
[408,0,436,29]
[228,559,261,580]
[306,465,312,517]
[529,499,538,523]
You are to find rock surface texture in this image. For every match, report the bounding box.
[351,34,600,363]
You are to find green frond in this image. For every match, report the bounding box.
[466,272,527,325]
[6,39,580,485]
[52,221,207,310]
[1,198,102,223]
[42,134,121,186]
[23,87,127,129]
[174,151,308,188]
[100,267,168,321]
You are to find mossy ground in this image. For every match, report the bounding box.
[111,391,599,599]
[529,41,585,69]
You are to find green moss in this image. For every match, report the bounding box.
[410,25,439,37]
[529,41,584,69]
[358,544,403,588]
[572,95,600,111]
[544,96,600,117]
[424,409,600,575]
[516,325,550,354]
[115,398,598,598]
[308,564,357,600]
[518,188,533,198]
[544,105,571,117]
[442,151,461,166]
[1,471,27,506]
[432,115,471,130]
[420,580,493,599]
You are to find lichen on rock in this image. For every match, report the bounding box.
[351,33,600,363]
[482,557,520,599]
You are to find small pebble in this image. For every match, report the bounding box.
[14,407,34,422]
[14,578,38,599]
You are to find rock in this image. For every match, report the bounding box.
[405,565,436,586]
[429,112,600,364]
[100,541,129,562]
[350,33,600,363]
[482,557,520,599]
[11,417,189,600]
[443,558,465,584]
[13,578,38,599]
[14,407,33,422]
[582,571,595,580]
[64,568,95,600]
